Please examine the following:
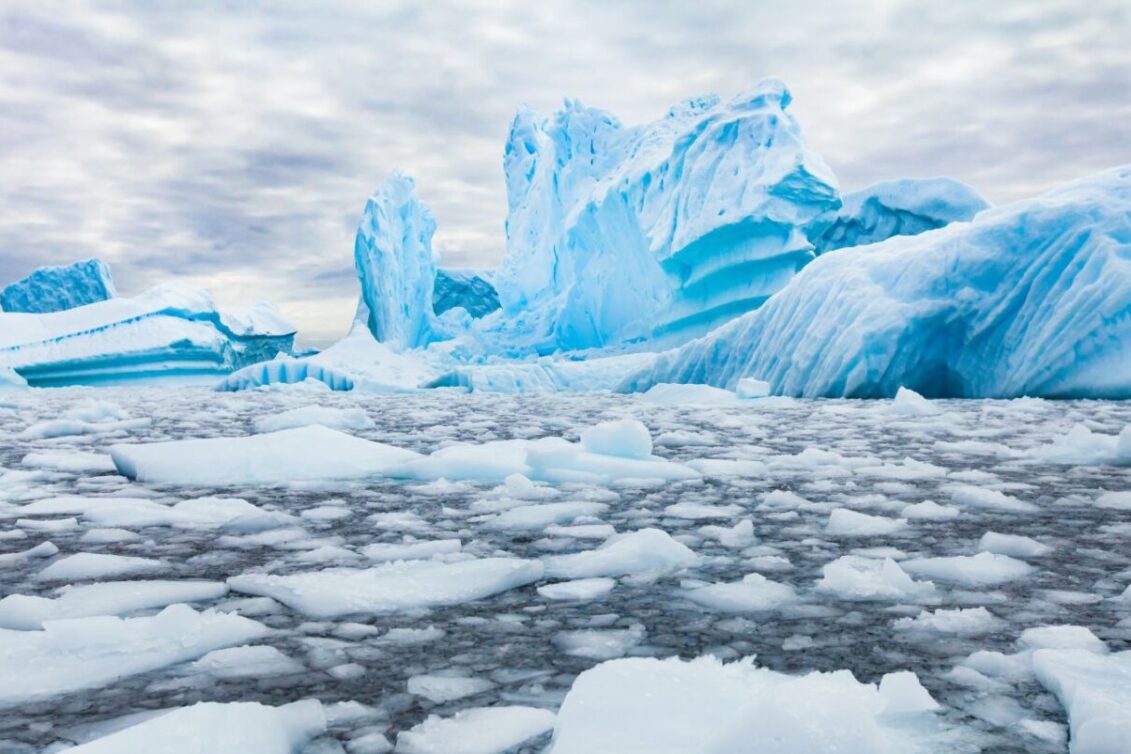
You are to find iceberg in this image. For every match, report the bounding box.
[491,78,840,353]
[353,172,442,350]
[807,177,988,253]
[0,258,116,313]
[433,267,500,318]
[0,281,295,387]
[624,166,1131,398]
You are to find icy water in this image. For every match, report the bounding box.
[0,386,1129,752]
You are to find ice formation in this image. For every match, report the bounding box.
[433,267,500,318]
[625,166,1131,398]
[353,172,442,350]
[0,282,295,387]
[806,177,988,253]
[492,78,840,353]
[0,258,116,313]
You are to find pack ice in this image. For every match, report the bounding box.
[626,166,1131,398]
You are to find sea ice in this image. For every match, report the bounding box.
[396,705,554,754]
[542,529,696,579]
[0,580,227,629]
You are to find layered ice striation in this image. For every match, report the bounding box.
[354,172,442,350]
[624,166,1131,398]
[433,268,500,319]
[491,78,840,353]
[807,177,989,253]
[0,258,116,314]
[0,282,295,387]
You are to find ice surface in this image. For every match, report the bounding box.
[407,674,497,704]
[66,699,325,754]
[825,508,908,536]
[0,258,116,314]
[37,552,165,582]
[492,78,839,353]
[1028,423,1131,466]
[228,557,544,618]
[396,705,554,754]
[433,268,500,319]
[354,173,442,350]
[191,644,305,679]
[0,282,294,387]
[816,556,937,602]
[537,578,616,602]
[578,418,652,459]
[111,424,421,484]
[0,580,227,629]
[894,607,1003,636]
[978,532,1052,558]
[807,177,988,254]
[625,166,1131,398]
[548,656,957,753]
[0,605,267,707]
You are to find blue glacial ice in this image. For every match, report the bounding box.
[0,282,295,387]
[807,177,989,254]
[354,172,443,350]
[1,258,117,314]
[623,165,1131,398]
[433,268,500,319]
[489,78,840,353]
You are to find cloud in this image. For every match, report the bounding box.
[0,0,1127,344]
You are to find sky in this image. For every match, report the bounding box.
[1,1,1128,345]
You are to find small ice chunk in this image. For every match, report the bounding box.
[396,706,554,754]
[537,578,616,602]
[663,502,744,520]
[253,405,375,434]
[554,625,645,660]
[191,644,305,678]
[407,674,496,704]
[683,573,797,612]
[543,529,696,579]
[945,483,1039,513]
[37,552,165,582]
[228,558,544,618]
[1018,625,1108,654]
[700,519,755,547]
[901,501,960,520]
[1095,490,1131,510]
[825,509,907,536]
[894,607,1003,635]
[0,541,58,566]
[488,502,608,530]
[977,532,1052,558]
[902,552,1034,586]
[735,378,770,399]
[815,556,937,602]
[361,539,462,562]
[579,419,653,460]
[887,387,941,416]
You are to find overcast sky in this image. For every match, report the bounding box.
[1,1,1127,344]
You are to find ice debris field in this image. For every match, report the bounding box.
[0,387,1128,753]
[0,76,1129,753]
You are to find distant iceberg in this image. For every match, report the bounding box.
[1,258,116,314]
[0,281,295,387]
[623,166,1131,399]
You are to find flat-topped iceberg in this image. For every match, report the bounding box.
[1,258,116,314]
[0,281,295,387]
[624,166,1131,398]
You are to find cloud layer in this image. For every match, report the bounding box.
[1,1,1127,344]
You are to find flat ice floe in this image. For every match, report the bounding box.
[396,705,555,754]
[901,552,1035,587]
[1031,649,1131,754]
[66,699,325,753]
[0,605,266,707]
[228,557,544,618]
[547,656,963,753]
[0,580,227,629]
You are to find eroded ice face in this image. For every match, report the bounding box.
[0,386,1128,753]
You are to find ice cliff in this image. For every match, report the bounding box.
[622,166,1131,399]
[1,258,117,313]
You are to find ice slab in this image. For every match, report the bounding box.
[397,705,555,754]
[0,580,227,629]
[543,528,696,579]
[228,558,544,618]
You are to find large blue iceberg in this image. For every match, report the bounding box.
[622,166,1131,399]
[1,258,117,313]
[0,282,296,387]
[807,178,989,254]
[490,79,840,353]
[354,173,442,350]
